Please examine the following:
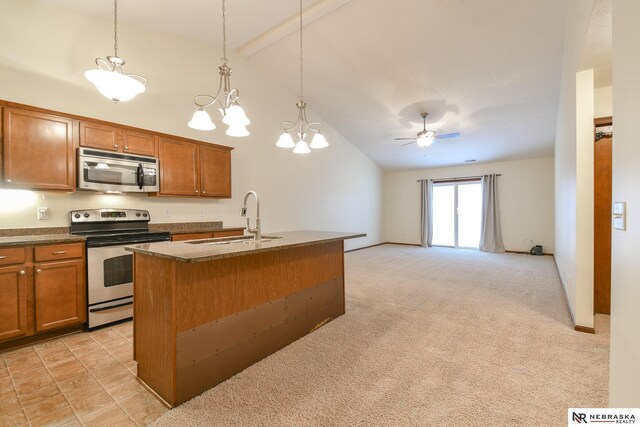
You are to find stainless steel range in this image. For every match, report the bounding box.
[70,209,170,329]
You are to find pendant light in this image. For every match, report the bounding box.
[188,0,250,136]
[85,0,147,103]
[276,0,329,154]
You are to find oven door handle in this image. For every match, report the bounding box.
[136,163,144,190]
[89,300,133,313]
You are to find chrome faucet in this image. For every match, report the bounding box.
[241,191,261,241]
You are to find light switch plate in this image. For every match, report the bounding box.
[613,202,626,231]
[37,207,49,220]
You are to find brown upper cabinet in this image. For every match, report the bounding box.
[80,121,157,157]
[155,137,232,198]
[2,107,76,190]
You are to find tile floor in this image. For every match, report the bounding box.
[0,321,168,426]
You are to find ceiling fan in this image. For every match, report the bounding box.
[395,112,460,148]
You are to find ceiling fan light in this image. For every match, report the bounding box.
[188,108,216,130]
[309,131,329,149]
[85,69,145,103]
[293,139,311,154]
[416,135,434,148]
[276,132,295,148]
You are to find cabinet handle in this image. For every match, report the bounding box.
[0,256,6,260]
[52,251,67,255]
[114,144,119,149]
[202,191,206,194]
[195,190,199,193]
[36,269,42,273]
[6,179,11,183]
[19,270,25,275]
[124,146,129,150]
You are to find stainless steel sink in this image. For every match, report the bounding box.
[186,236,281,245]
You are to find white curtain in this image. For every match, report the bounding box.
[479,174,505,253]
[420,179,433,247]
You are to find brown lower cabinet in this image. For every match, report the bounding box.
[0,243,86,346]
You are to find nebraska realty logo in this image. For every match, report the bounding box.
[569,408,639,425]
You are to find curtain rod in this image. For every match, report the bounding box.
[416,174,501,182]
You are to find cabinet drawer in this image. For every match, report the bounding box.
[171,232,213,242]
[35,243,84,262]
[0,247,27,266]
[212,230,244,238]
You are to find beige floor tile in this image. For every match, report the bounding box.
[0,366,8,379]
[39,348,76,368]
[71,390,115,420]
[61,332,93,346]
[13,372,55,396]
[17,383,61,407]
[127,399,168,426]
[29,405,78,427]
[22,392,69,421]
[47,359,88,382]
[77,402,126,424]
[0,376,13,394]
[98,369,135,391]
[1,346,35,361]
[0,390,21,416]
[92,360,129,380]
[58,374,104,403]
[4,353,43,374]
[9,365,48,384]
[0,409,27,427]
[33,340,68,356]
[76,349,117,371]
[107,376,146,401]
[116,388,158,414]
[90,329,121,344]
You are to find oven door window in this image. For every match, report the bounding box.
[104,254,133,288]
[83,161,138,186]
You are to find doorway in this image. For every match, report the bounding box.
[594,117,612,315]
[432,180,482,248]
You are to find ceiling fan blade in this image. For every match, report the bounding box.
[400,140,416,147]
[394,137,416,140]
[435,132,461,140]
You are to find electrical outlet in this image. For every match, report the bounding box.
[164,208,171,217]
[37,207,49,220]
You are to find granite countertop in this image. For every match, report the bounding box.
[125,230,366,263]
[0,234,86,247]
[149,222,245,234]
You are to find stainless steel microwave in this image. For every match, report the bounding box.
[77,148,159,193]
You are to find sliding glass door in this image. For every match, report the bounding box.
[432,181,482,248]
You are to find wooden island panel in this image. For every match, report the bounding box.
[133,240,345,407]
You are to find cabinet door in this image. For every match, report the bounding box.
[3,108,76,190]
[0,265,28,341]
[200,145,231,198]
[123,130,157,156]
[158,138,200,196]
[212,230,244,238]
[79,121,122,152]
[34,260,85,332]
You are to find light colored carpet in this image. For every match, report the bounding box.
[152,245,609,427]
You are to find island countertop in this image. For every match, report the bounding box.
[125,230,365,263]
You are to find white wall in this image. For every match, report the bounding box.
[0,1,384,250]
[384,157,555,253]
[609,0,640,407]
[553,0,595,329]
[594,86,613,117]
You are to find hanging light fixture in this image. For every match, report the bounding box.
[188,0,250,136]
[276,0,329,154]
[85,0,147,103]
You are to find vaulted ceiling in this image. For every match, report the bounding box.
[38,0,571,171]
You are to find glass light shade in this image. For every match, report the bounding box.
[293,139,311,154]
[226,123,250,137]
[309,132,329,149]
[85,69,145,103]
[221,104,250,126]
[416,135,434,148]
[188,109,216,130]
[276,132,295,148]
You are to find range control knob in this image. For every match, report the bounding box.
[74,213,81,219]
[83,212,90,218]
[142,212,148,218]
[136,212,141,217]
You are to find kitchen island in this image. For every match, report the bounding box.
[126,230,365,407]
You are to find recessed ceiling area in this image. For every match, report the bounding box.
[35,0,570,171]
[580,0,612,88]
